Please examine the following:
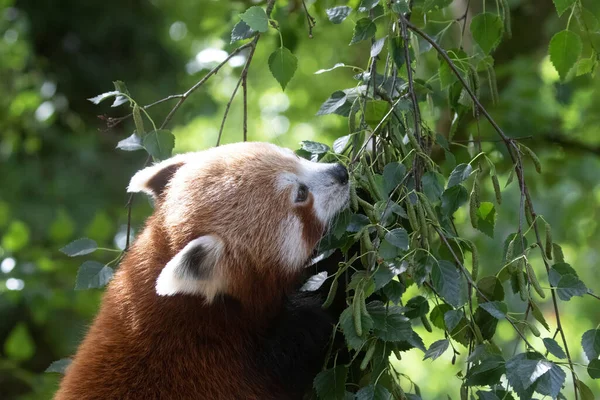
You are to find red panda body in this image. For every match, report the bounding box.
[55,143,349,400]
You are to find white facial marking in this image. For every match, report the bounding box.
[156,235,225,302]
[296,158,350,224]
[278,214,306,269]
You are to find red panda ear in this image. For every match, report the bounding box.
[127,157,185,199]
[155,235,225,302]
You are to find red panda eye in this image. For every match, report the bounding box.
[295,184,309,203]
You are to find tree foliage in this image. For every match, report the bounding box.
[1,0,600,399]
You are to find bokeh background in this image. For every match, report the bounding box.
[0,0,599,398]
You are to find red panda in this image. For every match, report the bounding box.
[55,142,350,400]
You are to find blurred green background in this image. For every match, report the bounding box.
[0,0,599,398]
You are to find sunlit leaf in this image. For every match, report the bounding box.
[300,271,328,292]
[60,238,98,257]
[117,133,144,151]
[549,30,582,81]
[239,6,269,33]
[268,47,298,91]
[326,6,352,24]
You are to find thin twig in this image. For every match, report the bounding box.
[216,36,259,146]
[301,0,316,38]
[399,14,422,193]
[160,42,253,130]
[242,75,248,142]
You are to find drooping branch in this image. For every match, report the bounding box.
[404,18,579,400]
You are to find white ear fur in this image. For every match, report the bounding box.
[156,235,225,302]
[127,155,187,198]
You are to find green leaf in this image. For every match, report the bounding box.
[364,100,391,127]
[448,163,473,187]
[60,238,98,257]
[475,202,496,238]
[555,274,587,301]
[384,228,409,250]
[367,301,413,342]
[405,296,429,319]
[314,365,348,400]
[46,358,72,374]
[441,185,468,216]
[373,262,404,290]
[530,300,550,331]
[536,362,566,398]
[351,18,377,45]
[117,133,144,151]
[379,239,402,261]
[430,304,452,330]
[422,171,445,201]
[543,338,567,359]
[340,307,373,350]
[423,339,449,361]
[231,20,256,43]
[549,30,582,81]
[383,162,406,195]
[239,6,269,33]
[470,13,504,54]
[505,353,550,397]
[268,47,298,91]
[410,252,433,287]
[4,322,35,361]
[552,0,575,16]
[87,91,120,105]
[317,91,348,116]
[347,214,370,232]
[383,280,405,304]
[326,6,352,24]
[431,260,465,308]
[577,379,596,400]
[356,384,392,400]
[477,276,504,303]
[143,129,175,161]
[588,359,600,379]
[474,307,499,340]
[301,140,330,154]
[478,301,507,319]
[465,355,505,386]
[75,261,114,290]
[582,329,600,361]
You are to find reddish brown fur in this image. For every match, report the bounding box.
[55,144,324,400]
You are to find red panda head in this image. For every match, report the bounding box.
[127,142,349,303]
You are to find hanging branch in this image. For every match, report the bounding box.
[404,18,579,400]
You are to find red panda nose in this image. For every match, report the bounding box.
[329,163,349,185]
